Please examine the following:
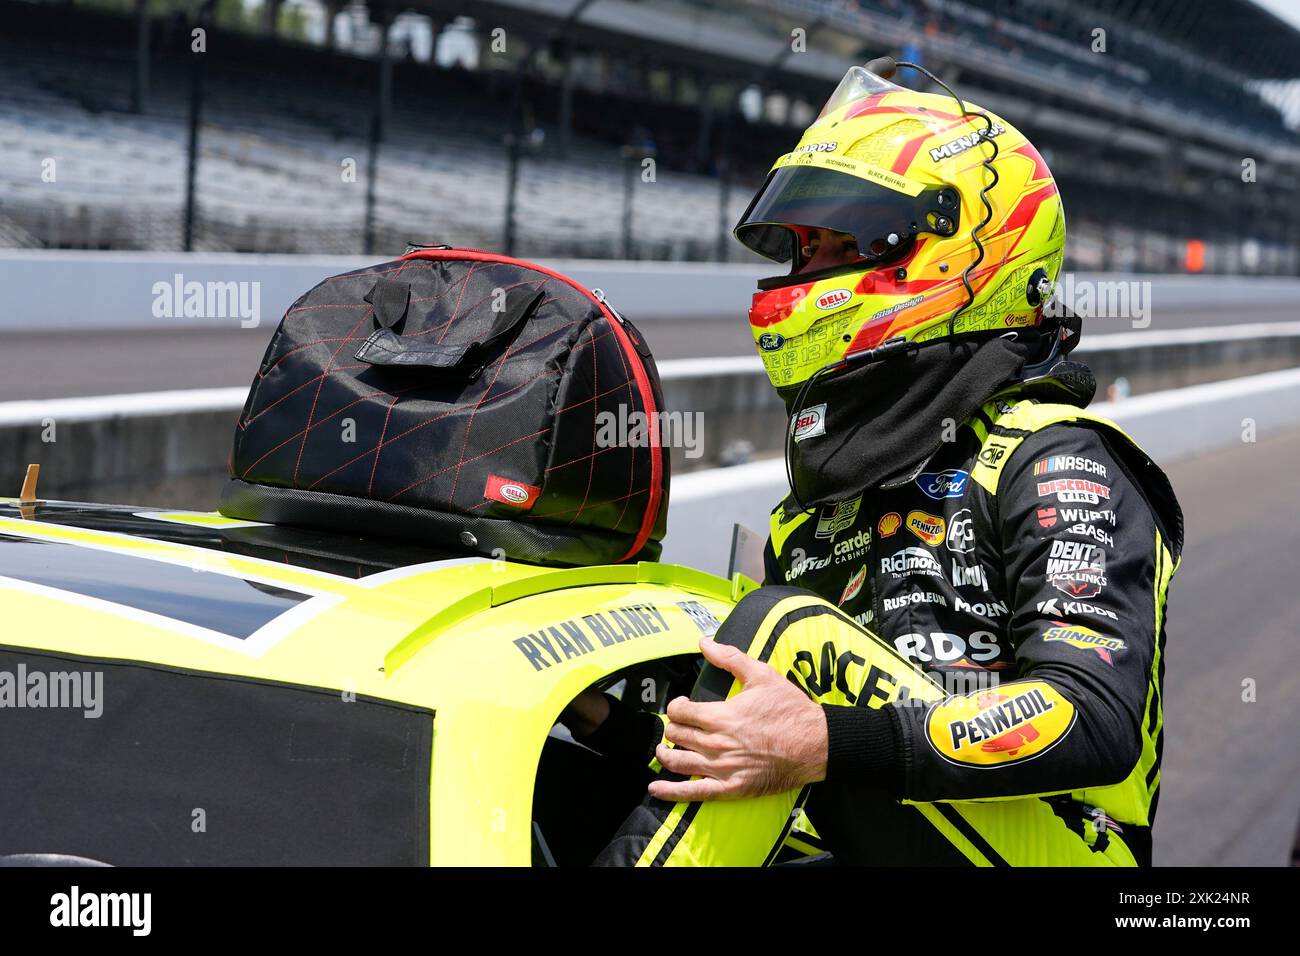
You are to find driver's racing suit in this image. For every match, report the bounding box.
[594,388,1182,866]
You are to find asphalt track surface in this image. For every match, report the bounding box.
[2,303,1298,401]
[1154,423,1300,866]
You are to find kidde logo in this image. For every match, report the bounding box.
[815,288,853,311]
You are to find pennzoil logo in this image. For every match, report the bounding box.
[926,682,1075,767]
[1042,621,1126,665]
[906,510,946,546]
[877,512,902,537]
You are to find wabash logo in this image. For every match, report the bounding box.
[484,474,541,509]
[815,288,854,311]
[925,681,1076,767]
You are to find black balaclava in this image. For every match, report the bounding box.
[779,332,1041,510]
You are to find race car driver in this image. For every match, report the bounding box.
[568,62,1183,867]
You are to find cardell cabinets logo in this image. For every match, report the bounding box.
[916,469,969,500]
[925,681,1075,767]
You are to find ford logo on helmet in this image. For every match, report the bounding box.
[758,332,785,351]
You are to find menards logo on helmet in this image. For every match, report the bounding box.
[928,123,1007,163]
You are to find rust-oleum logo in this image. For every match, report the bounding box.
[925,681,1076,767]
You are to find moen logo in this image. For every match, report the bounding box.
[815,288,853,311]
[758,332,785,351]
[925,681,1076,767]
[1042,621,1126,665]
[906,510,946,546]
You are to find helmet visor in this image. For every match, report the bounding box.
[733,162,959,268]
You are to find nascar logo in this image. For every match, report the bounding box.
[1042,621,1126,665]
[906,510,946,546]
[1033,455,1108,478]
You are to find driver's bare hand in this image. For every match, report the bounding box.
[648,637,827,803]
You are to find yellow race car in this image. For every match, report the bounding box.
[0,496,756,866]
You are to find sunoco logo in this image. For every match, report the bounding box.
[815,288,853,311]
[1042,622,1125,665]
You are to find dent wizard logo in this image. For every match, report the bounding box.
[916,469,970,500]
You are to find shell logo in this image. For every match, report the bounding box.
[877,512,902,537]
[815,288,854,311]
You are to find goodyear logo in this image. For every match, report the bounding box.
[905,510,946,546]
[926,682,1075,767]
[1042,621,1125,665]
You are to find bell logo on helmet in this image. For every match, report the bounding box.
[815,289,854,311]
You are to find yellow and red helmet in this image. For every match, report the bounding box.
[734,65,1065,390]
